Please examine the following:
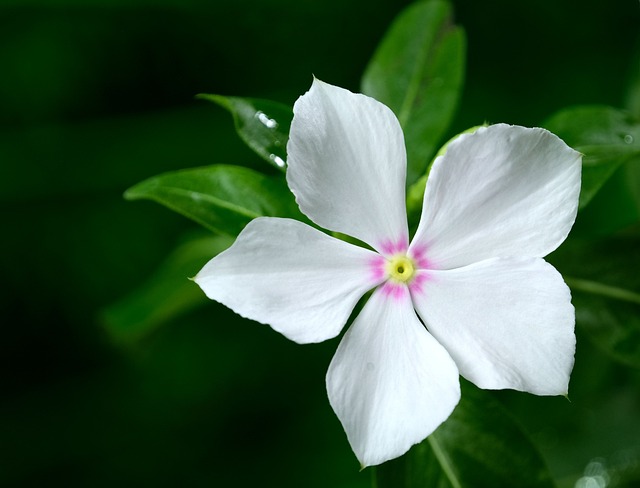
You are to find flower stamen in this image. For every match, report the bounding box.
[387,255,415,283]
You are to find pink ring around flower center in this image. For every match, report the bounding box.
[381,281,409,300]
[408,244,430,269]
[369,254,387,282]
[379,236,409,256]
[369,240,432,301]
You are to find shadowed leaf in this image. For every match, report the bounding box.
[549,229,640,367]
[543,106,640,209]
[102,234,232,344]
[376,382,555,488]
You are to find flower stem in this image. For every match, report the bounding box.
[427,434,462,488]
[564,277,640,305]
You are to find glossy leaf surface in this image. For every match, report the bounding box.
[199,94,292,170]
[543,106,640,209]
[125,165,302,236]
[362,0,465,186]
[376,382,555,488]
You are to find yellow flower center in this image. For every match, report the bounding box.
[386,255,415,283]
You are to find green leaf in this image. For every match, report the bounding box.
[101,234,232,344]
[376,382,555,488]
[543,106,640,209]
[125,164,303,236]
[198,94,292,171]
[362,0,466,186]
[548,230,640,368]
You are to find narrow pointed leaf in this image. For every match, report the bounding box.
[102,234,232,344]
[125,165,302,236]
[198,94,292,170]
[362,0,466,186]
[543,106,640,209]
[376,381,555,488]
[549,230,640,367]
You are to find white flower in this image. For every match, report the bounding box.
[195,79,582,467]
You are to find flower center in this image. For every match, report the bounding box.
[386,255,415,283]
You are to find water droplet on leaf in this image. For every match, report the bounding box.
[256,111,278,129]
[269,154,286,167]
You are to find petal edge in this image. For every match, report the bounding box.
[195,217,383,344]
[412,257,575,395]
[287,79,409,253]
[327,286,460,467]
[411,124,582,269]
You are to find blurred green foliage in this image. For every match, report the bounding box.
[2,0,639,487]
[378,381,557,488]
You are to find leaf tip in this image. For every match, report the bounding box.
[196,93,228,109]
[123,185,140,201]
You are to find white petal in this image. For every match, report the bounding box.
[194,217,383,344]
[326,286,460,467]
[411,258,575,395]
[287,78,409,254]
[411,124,581,269]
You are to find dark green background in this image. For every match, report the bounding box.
[2,0,639,486]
